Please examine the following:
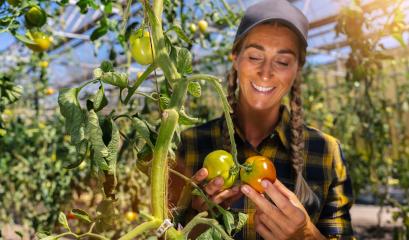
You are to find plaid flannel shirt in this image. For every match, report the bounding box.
[176,105,355,239]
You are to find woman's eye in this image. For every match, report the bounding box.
[277,61,289,66]
[249,56,262,61]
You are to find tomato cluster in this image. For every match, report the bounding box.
[202,151,276,193]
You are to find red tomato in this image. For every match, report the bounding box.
[240,156,276,193]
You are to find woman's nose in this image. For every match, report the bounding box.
[259,61,273,81]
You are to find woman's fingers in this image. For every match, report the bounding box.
[262,180,307,225]
[211,185,242,206]
[254,211,275,240]
[191,168,208,184]
[203,176,225,195]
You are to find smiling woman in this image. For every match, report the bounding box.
[171,0,355,239]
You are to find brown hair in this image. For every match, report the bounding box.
[225,22,317,206]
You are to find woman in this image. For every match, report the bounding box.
[171,0,355,239]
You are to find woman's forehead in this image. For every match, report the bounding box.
[242,24,300,51]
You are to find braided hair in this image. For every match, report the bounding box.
[225,21,318,206]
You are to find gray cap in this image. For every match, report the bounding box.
[233,0,309,47]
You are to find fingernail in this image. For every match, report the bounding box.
[198,168,206,176]
[215,177,223,186]
[241,185,250,194]
[261,180,269,188]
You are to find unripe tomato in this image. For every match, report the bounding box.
[129,31,153,65]
[203,150,238,189]
[125,211,138,222]
[44,87,54,95]
[240,156,276,193]
[25,5,47,28]
[6,0,21,6]
[198,20,208,33]
[26,31,53,52]
[38,60,49,68]
[189,23,197,33]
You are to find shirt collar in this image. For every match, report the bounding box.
[221,105,292,150]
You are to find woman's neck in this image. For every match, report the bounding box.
[236,101,281,149]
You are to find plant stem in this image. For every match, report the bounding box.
[150,0,180,84]
[186,74,240,168]
[118,219,162,240]
[151,109,179,219]
[121,0,133,36]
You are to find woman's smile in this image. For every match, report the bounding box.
[250,81,276,94]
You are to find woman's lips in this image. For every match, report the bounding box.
[251,81,276,94]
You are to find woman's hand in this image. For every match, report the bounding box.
[241,179,326,240]
[191,168,243,211]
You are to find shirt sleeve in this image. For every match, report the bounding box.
[316,142,355,239]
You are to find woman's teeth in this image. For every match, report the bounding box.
[251,82,275,92]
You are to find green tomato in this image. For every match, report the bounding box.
[25,5,47,28]
[25,31,53,52]
[198,20,208,33]
[129,31,153,65]
[189,23,197,33]
[203,150,238,189]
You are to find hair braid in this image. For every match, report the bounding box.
[290,72,319,207]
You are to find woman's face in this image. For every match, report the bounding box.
[232,24,301,111]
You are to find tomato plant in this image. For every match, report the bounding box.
[240,156,276,193]
[25,5,47,28]
[129,31,153,65]
[203,150,238,189]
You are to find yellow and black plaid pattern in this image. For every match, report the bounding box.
[177,106,355,239]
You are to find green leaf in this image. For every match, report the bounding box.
[104,2,112,14]
[58,212,69,230]
[58,88,86,146]
[133,117,154,148]
[86,110,110,171]
[159,96,170,110]
[90,26,108,41]
[87,85,108,112]
[14,33,36,45]
[188,81,201,97]
[235,212,248,232]
[222,211,235,235]
[100,61,114,72]
[101,72,128,89]
[177,48,192,75]
[179,107,199,125]
[167,25,191,44]
[104,117,119,174]
[196,228,222,240]
[72,208,92,223]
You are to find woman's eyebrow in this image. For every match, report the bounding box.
[244,43,264,51]
[244,44,296,57]
[277,49,296,57]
